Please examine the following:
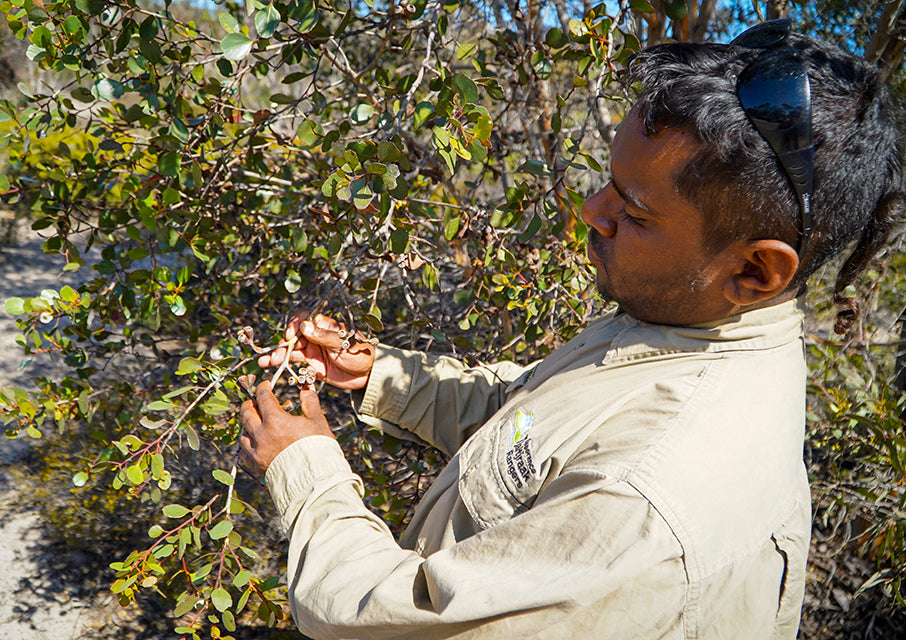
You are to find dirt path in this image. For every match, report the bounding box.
[0,223,106,639]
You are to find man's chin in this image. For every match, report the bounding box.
[593,279,617,305]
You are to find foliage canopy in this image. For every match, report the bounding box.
[1,0,905,637]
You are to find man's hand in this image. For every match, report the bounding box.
[239,380,334,478]
[260,311,375,390]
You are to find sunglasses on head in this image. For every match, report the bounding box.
[731,19,814,261]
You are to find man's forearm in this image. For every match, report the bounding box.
[352,345,532,456]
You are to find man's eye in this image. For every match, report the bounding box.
[621,209,644,225]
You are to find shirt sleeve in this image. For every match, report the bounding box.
[352,345,533,456]
[265,436,687,640]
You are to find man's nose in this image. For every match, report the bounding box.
[580,184,618,237]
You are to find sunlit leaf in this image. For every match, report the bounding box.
[221,33,254,61]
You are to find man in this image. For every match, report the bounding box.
[239,21,903,640]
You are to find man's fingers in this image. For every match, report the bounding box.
[313,313,340,331]
[258,347,308,369]
[239,398,262,434]
[298,387,323,418]
[254,380,287,422]
[239,429,254,453]
[299,319,345,350]
[286,309,312,340]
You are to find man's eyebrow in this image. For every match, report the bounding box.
[611,178,651,213]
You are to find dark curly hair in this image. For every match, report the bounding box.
[627,34,904,333]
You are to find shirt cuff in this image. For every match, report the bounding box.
[264,436,353,519]
[355,344,417,423]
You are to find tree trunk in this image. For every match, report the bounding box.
[766,0,788,20]
[865,0,906,83]
[690,0,717,42]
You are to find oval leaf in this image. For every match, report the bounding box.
[209,520,233,540]
[162,503,190,518]
[255,3,281,38]
[212,469,235,486]
[4,297,25,315]
[211,587,232,612]
[221,33,254,61]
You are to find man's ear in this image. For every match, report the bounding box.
[723,239,799,306]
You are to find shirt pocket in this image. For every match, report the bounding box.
[769,512,809,640]
[457,409,545,529]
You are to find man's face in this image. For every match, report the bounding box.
[581,110,735,325]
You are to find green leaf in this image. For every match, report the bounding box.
[212,469,235,486]
[422,263,439,290]
[176,357,204,376]
[59,285,78,303]
[162,504,190,518]
[211,587,232,612]
[545,27,567,48]
[4,297,24,315]
[158,151,180,177]
[150,453,164,479]
[444,215,460,240]
[71,87,94,103]
[296,120,322,148]
[568,19,587,41]
[456,42,478,59]
[222,610,237,632]
[221,33,254,61]
[202,390,231,416]
[219,13,239,33]
[285,269,302,293]
[209,520,233,540]
[168,295,187,316]
[233,569,252,588]
[518,214,543,242]
[72,471,88,487]
[390,228,409,254]
[352,183,374,210]
[184,425,200,450]
[126,463,145,485]
[473,114,492,142]
[350,103,374,125]
[630,0,655,11]
[174,595,201,618]
[297,7,319,33]
[255,3,281,38]
[413,101,435,129]
[451,74,478,104]
[520,160,552,175]
[664,0,687,20]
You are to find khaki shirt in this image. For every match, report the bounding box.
[266,300,810,640]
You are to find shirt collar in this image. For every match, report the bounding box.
[607,298,805,361]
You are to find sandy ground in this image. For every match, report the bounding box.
[0,221,105,639]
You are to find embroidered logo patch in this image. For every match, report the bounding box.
[505,410,536,489]
[510,409,534,444]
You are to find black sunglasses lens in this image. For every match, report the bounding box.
[730,18,792,49]
[736,51,812,154]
